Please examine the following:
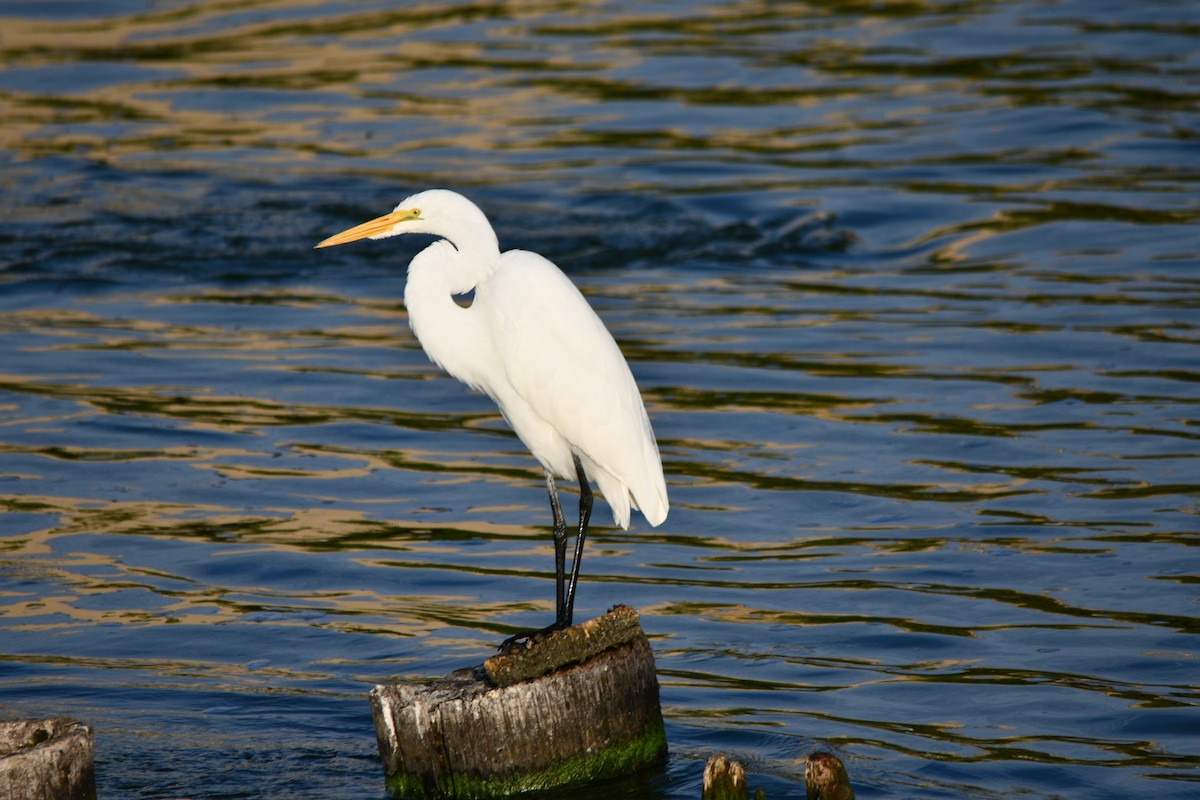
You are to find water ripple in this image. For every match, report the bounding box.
[2,1,1198,799]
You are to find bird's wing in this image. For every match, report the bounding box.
[483,250,667,527]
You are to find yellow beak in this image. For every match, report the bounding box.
[314,208,421,249]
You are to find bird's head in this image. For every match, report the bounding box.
[314,189,493,251]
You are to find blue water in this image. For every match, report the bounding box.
[1,1,1197,798]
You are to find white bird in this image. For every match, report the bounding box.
[316,189,668,645]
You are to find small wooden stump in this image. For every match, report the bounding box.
[370,605,667,798]
[0,718,95,800]
[702,754,749,800]
[805,752,855,800]
[700,751,854,800]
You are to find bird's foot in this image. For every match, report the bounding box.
[498,619,569,654]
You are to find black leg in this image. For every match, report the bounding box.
[499,469,571,652]
[545,471,569,624]
[562,454,593,628]
[498,457,593,652]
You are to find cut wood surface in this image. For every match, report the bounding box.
[484,602,643,687]
[0,718,95,800]
[371,606,666,798]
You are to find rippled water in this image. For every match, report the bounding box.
[1,1,1198,798]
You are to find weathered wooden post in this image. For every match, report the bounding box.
[370,604,666,798]
[0,718,95,800]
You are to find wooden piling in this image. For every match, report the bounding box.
[805,752,855,800]
[0,718,95,800]
[370,605,667,798]
[702,754,749,800]
[700,750,854,800]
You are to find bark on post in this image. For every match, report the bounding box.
[370,605,667,798]
[0,718,95,800]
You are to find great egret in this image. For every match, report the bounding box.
[316,189,668,645]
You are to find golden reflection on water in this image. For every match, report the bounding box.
[1,271,1185,542]
[0,0,970,190]
[2,492,540,640]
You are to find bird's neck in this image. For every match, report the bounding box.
[409,220,500,293]
[403,240,503,394]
